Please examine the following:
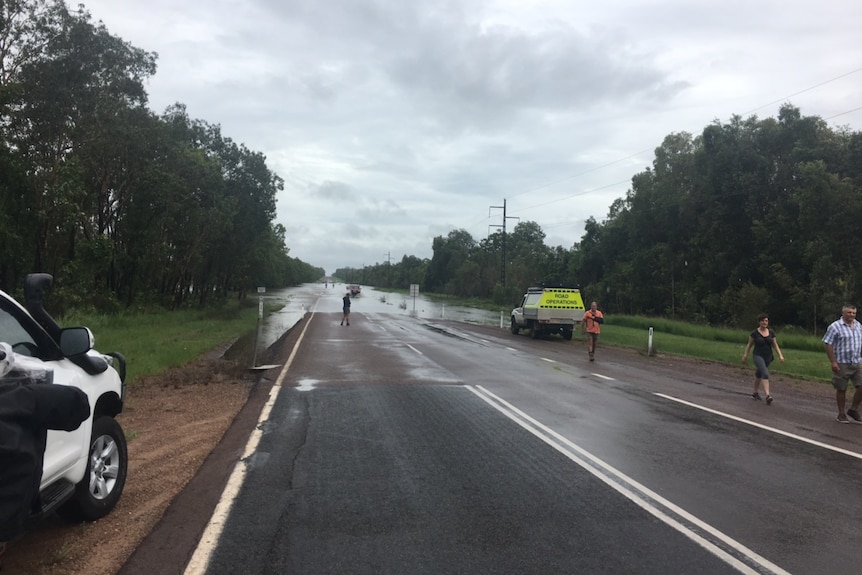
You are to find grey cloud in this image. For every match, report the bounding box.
[314,181,354,201]
[356,197,408,221]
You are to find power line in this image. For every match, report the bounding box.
[826,105,862,120]
[506,151,651,202]
[740,67,862,117]
[514,179,631,215]
[491,66,862,232]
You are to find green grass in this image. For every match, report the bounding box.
[61,301,264,385]
[585,315,830,383]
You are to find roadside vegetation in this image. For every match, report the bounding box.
[0,1,323,312]
[61,302,265,384]
[4,2,859,377]
[598,315,829,383]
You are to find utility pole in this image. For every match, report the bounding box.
[489,199,519,288]
[384,251,391,287]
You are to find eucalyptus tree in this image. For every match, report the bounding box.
[2,2,156,299]
[425,229,476,294]
[205,128,282,300]
[504,221,549,291]
[0,0,64,85]
[573,104,862,328]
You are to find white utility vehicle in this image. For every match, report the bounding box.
[0,273,127,530]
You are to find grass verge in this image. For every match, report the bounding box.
[61,301,264,385]
[594,322,828,383]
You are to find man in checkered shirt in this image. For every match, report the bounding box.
[823,304,862,423]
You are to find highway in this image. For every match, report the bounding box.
[133,284,862,574]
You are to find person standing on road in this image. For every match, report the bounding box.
[581,301,604,361]
[341,291,351,326]
[823,304,862,423]
[741,313,784,405]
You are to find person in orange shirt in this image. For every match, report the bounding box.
[582,301,604,361]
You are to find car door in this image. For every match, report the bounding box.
[0,302,89,485]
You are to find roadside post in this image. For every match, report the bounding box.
[648,326,654,356]
[252,287,265,368]
[410,283,419,311]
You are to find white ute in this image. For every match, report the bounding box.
[0,273,127,530]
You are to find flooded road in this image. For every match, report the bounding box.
[186,299,859,575]
[122,284,862,574]
[257,282,508,349]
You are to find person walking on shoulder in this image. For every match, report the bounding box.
[341,291,351,326]
[582,301,604,361]
[823,304,862,423]
[741,314,784,405]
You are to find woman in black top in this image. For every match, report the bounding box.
[741,313,785,404]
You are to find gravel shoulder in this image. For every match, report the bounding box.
[1,325,299,575]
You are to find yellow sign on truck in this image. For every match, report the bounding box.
[510,286,585,340]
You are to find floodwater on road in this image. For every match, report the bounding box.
[256,283,509,349]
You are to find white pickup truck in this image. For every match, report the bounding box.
[510,286,585,340]
[0,274,127,541]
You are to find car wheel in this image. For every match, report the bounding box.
[58,416,128,521]
[510,318,519,335]
[531,324,540,339]
[563,330,573,341]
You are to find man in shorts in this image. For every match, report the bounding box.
[822,304,862,423]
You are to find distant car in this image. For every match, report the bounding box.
[348,284,361,296]
[0,274,127,531]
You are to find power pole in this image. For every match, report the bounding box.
[489,199,519,288]
[384,251,391,287]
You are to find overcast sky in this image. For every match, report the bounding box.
[79,0,862,275]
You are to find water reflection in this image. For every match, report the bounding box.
[256,283,507,349]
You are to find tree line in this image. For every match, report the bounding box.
[0,0,322,313]
[338,104,862,331]
[4,2,859,330]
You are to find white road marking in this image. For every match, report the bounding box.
[656,393,862,460]
[505,347,517,352]
[593,373,614,380]
[183,302,318,574]
[406,343,423,355]
[469,385,791,575]
[540,357,555,363]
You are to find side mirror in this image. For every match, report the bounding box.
[59,327,94,356]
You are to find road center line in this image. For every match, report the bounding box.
[469,385,790,575]
[406,343,423,355]
[655,393,862,460]
[540,357,555,363]
[184,303,317,574]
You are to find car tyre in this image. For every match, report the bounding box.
[563,329,573,341]
[510,318,519,335]
[58,415,128,522]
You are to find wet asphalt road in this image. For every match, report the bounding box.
[127,284,862,574]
